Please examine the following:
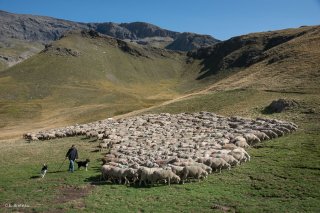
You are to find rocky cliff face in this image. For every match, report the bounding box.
[187,26,317,79]
[0,10,89,42]
[166,32,219,51]
[0,10,219,51]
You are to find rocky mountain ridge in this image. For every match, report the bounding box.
[0,10,219,51]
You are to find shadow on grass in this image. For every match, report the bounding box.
[80,137,97,142]
[261,108,274,115]
[84,174,109,185]
[30,175,40,179]
[84,174,167,188]
[48,170,68,174]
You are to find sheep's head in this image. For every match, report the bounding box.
[172,175,181,184]
[201,171,208,179]
[207,167,212,174]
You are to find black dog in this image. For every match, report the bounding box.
[76,159,90,171]
[40,164,48,178]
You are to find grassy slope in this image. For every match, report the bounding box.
[0,89,319,212]
[201,26,320,93]
[0,39,44,71]
[1,26,319,139]
[0,32,202,139]
[0,26,320,212]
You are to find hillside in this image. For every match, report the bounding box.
[0,10,219,70]
[187,25,320,92]
[0,30,202,139]
[0,25,320,139]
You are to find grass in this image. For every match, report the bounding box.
[1,26,320,139]
[0,33,201,138]
[0,39,44,71]
[0,26,320,212]
[0,89,319,212]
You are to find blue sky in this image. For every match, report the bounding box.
[0,0,319,40]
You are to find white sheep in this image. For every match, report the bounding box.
[243,133,261,145]
[150,169,181,185]
[212,154,239,167]
[101,165,114,181]
[181,166,208,184]
[198,157,230,173]
[168,164,184,177]
[138,167,162,186]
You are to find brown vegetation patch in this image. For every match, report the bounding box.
[54,184,94,207]
[211,204,235,212]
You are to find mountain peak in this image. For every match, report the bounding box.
[0,10,219,51]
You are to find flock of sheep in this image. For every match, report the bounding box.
[23,112,298,186]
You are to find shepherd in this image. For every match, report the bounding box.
[65,144,78,173]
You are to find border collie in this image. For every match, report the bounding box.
[76,159,90,171]
[40,164,48,178]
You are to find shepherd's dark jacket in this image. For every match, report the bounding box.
[66,148,78,161]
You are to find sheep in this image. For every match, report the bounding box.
[253,131,270,141]
[123,168,139,185]
[212,154,239,167]
[181,166,208,184]
[198,158,231,173]
[138,167,163,186]
[230,150,248,164]
[97,133,104,140]
[235,140,250,148]
[44,133,55,140]
[233,148,251,161]
[168,164,184,177]
[101,165,114,181]
[102,166,133,184]
[243,133,261,145]
[222,143,238,150]
[260,129,278,139]
[177,161,212,174]
[233,136,250,148]
[98,142,109,152]
[31,135,39,141]
[150,169,181,185]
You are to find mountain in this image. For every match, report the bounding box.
[0,23,319,139]
[0,10,219,66]
[0,10,219,70]
[187,25,320,92]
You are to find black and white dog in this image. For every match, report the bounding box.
[76,159,90,171]
[40,164,48,178]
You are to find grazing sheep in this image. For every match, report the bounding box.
[181,166,208,184]
[98,142,109,152]
[150,169,181,185]
[24,112,297,187]
[230,150,248,164]
[31,135,39,141]
[172,161,212,174]
[122,168,139,185]
[233,136,250,148]
[97,133,104,140]
[138,167,163,186]
[253,131,270,141]
[222,143,238,150]
[261,129,278,139]
[212,154,239,167]
[168,164,184,177]
[199,158,231,173]
[101,165,114,181]
[243,133,261,145]
[233,148,251,161]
